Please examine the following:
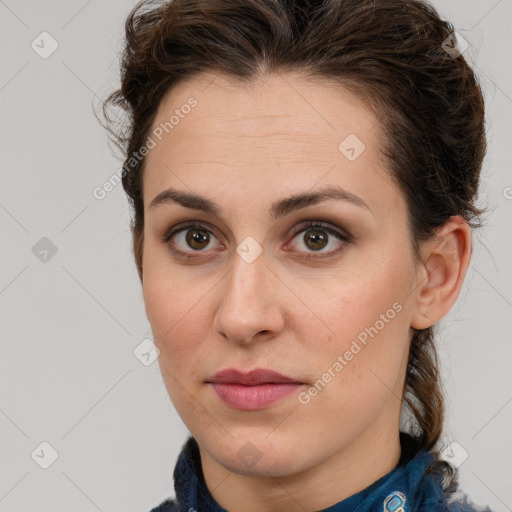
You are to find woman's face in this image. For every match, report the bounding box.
[141,71,421,479]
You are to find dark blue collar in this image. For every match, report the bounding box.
[169,432,454,512]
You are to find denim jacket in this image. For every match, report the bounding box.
[149,433,492,512]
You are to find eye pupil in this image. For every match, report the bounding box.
[186,229,210,250]
[304,229,328,251]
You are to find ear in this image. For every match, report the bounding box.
[410,216,472,330]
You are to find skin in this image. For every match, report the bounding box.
[141,71,471,512]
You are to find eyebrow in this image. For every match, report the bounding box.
[148,184,372,219]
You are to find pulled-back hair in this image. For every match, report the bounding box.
[101,0,487,497]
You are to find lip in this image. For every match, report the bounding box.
[205,368,304,410]
[206,368,302,385]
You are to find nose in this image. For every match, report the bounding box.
[213,250,285,346]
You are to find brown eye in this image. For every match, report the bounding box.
[303,229,328,251]
[185,228,211,250]
[164,222,224,260]
[287,221,351,259]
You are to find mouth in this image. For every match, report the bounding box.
[205,368,305,410]
[206,367,303,385]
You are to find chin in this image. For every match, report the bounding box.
[200,429,310,477]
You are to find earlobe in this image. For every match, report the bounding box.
[410,217,472,330]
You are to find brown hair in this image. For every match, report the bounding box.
[101,0,487,496]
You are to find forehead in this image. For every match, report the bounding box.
[147,70,380,154]
[142,71,398,218]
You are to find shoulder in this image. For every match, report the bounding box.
[445,490,494,512]
[148,498,179,512]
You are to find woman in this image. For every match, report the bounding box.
[102,0,493,510]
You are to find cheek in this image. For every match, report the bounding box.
[317,268,408,345]
[142,249,218,378]
[143,270,220,430]
[142,248,191,346]
[143,275,205,347]
[308,255,413,392]
[299,288,410,439]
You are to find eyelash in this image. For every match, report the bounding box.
[163,221,352,261]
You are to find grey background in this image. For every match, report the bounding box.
[0,1,511,511]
